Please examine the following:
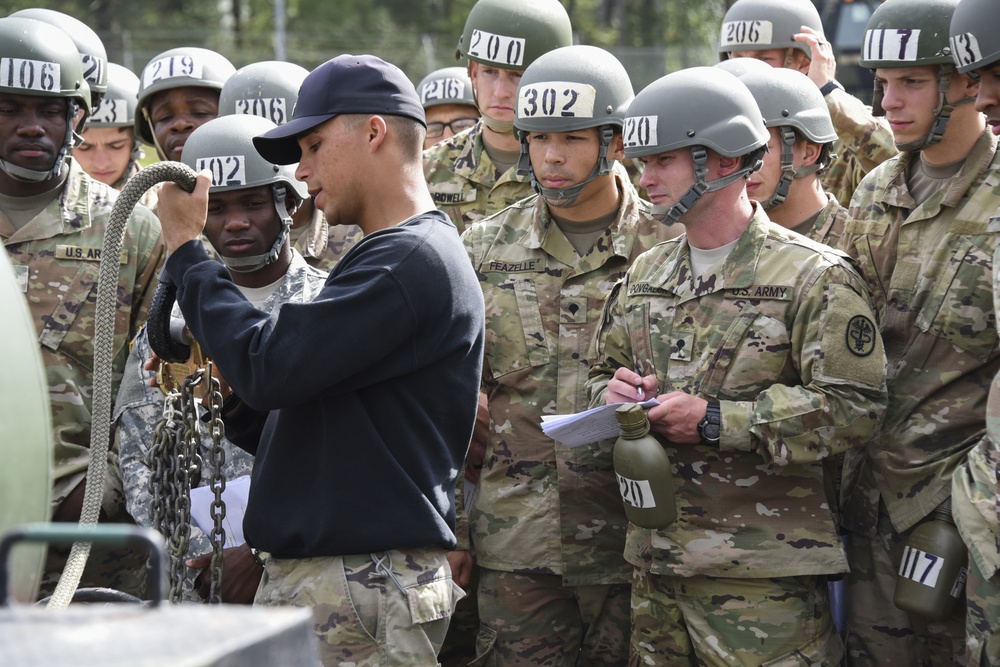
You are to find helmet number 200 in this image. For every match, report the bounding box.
[0,58,59,93]
[468,29,525,67]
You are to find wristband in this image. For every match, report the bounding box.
[820,79,845,97]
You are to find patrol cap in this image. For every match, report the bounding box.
[253,54,426,165]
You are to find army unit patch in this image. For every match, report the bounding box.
[846,314,876,357]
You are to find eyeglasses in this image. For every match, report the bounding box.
[425,117,479,139]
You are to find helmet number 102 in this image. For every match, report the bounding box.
[196,155,247,188]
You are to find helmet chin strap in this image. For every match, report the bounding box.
[518,126,615,208]
[218,184,295,274]
[481,114,514,134]
[653,146,764,225]
[0,100,80,183]
[759,127,797,211]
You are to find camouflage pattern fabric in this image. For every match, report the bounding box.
[462,170,680,586]
[0,157,164,516]
[115,249,328,599]
[423,121,533,234]
[821,88,898,208]
[289,206,362,273]
[472,569,630,667]
[837,129,1000,536]
[255,547,462,667]
[629,569,844,666]
[952,211,1000,667]
[461,170,678,664]
[837,129,1000,665]
[843,499,965,666]
[802,192,850,249]
[588,206,886,580]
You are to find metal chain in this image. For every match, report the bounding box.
[205,360,227,604]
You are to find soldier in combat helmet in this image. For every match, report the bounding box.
[423,0,572,234]
[836,0,1000,663]
[588,66,887,665]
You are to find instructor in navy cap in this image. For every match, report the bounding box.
[156,54,486,666]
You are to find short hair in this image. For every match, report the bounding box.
[342,113,425,161]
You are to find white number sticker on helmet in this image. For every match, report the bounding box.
[468,29,526,67]
[517,82,596,119]
[196,155,247,187]
[235,97,287,125]
[951,32,983,68]
[143,55,204,87]
[91,98,127,124]
[0,58,59,93]
[421,78,465,104]
[720,20,773,47]
[81,54,105,87]
[864,29,921,62]
[623,115,658,149]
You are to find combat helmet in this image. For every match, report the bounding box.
[514,45,634,207]
[87,63,144,188]
[218,61,309,125]
[457,0,572,71]
[949,0,1000,73]
[135,47,236,150]
[624,67,768,224]
[862,0,967,150]
[417,66,476,109]
[738,68,837,209]
[719,0,825,63]
[181,115,305,273]
[10,8,108,112]
[0,17,91,182]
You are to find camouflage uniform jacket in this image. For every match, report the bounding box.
[423,120,533,234]
[953,210,1000,581]
[289,206,362,273]
[588,206,887,578]
[802,192,849,248]
[461,172,680,586]
[0,158,164,511]
[838,130,1000,536]
[821,88,898,208]
[114,249,327,595]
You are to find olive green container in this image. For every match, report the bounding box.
[893,499,968,620]
[613,403,676,529]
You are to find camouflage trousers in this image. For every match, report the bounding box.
[472,568,630,667]
[843,503,965,666]
[630,569,844,666]
[966,554,1000,667]
[255,547,464,667]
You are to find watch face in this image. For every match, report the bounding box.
[703,423,721,440]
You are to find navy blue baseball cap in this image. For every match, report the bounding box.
[253,54,426,165]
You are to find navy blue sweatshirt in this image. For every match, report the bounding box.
[165,211,485,558]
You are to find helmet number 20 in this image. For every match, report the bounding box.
[623,116,658,149]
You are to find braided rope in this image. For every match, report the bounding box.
[47,162,197,609]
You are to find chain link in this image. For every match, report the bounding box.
[147,358,229,604]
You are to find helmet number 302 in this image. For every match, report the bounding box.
[517,82,596,119]
[0,58,59,93]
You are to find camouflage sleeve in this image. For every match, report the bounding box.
[720,262,887,465]
[587,279,631,409]
[453,475,471,551]
[826,89,898,174]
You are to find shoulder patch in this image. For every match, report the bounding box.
[846,315,876,357]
